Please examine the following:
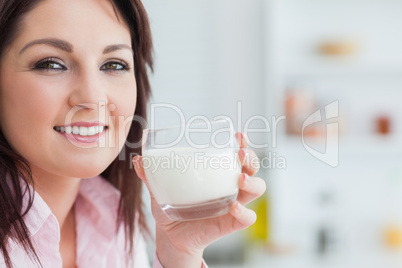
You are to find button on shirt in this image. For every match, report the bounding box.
[1,176,208,267]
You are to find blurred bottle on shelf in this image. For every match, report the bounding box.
[382,168,402,250]
[285,83,318,136]
[285,80,344,141]
[317,38,360,57]
[375,114,392,136]
[317,226,337,256]
[242,192,271,264]
[246,192,269,243]
[384,226,402,249]
[316,191,340,258]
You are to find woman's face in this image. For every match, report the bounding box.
[0,0,137,179]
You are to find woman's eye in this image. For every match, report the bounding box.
[100,61,129,72]
[34,59,66,71]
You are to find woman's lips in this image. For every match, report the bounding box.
[53,122,107,145]
[54,129,106,145]
[54,125,105,136]
[57,121,106,128]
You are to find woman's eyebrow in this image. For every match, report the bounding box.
[19,39,132,55]
[19,38,73,54]
[103,44,133,55]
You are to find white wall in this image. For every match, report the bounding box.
[142,0,266,148]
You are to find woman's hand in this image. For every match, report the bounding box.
[133,133,266,268]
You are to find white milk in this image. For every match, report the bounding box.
[142,147,241,206]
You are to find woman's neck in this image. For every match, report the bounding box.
[30,168,82,230]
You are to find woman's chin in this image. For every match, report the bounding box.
[60,153,118,177]
[61,161,112,179]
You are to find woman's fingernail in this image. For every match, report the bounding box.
[243,134,250,145]
[234,202,242,214]
[243,174,249,185]
[132,155,139,164]
[238,149,245,159]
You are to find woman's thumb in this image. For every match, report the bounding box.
[133,155,147,183]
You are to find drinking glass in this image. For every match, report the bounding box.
[142,120,241,221]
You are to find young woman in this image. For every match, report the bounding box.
[0,0,266,267]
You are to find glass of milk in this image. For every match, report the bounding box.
[142,119,241,221]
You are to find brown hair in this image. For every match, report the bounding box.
[0,0,153,267]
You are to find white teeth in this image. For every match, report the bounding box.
[87,126,95,136]
[65,126,72,134]
[72,126,79,135]
[79,126,88,136]
[55,125,106,136]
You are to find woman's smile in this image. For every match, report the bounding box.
[53,121,108,146]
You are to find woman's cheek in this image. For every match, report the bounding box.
[110,90,137,150]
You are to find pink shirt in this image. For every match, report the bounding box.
[1,176,208,268]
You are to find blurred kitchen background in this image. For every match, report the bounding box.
[141,0,402,267]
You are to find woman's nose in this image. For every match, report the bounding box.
[68,70,108,109]
[75,102,103,110]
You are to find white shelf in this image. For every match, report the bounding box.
[267,135,402,156]
[281,60,402,78]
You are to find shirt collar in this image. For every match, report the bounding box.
[75,175,121,240]
[19,175,121,243]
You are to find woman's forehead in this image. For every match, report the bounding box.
[13,0,131,52]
